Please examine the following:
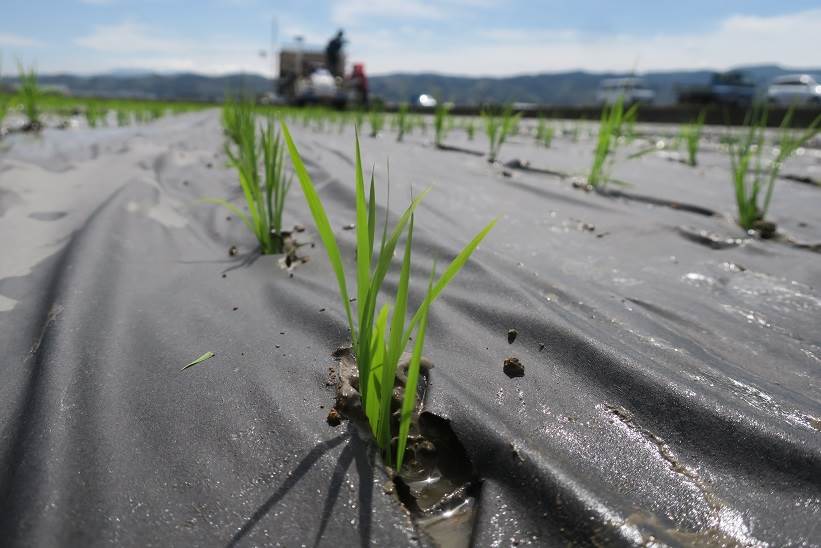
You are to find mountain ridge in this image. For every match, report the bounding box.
[3,64,819,105]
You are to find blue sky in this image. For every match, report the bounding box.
[2,0,819,76]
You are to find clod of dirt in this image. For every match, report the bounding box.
[20,121,44,133]
[276,229,312,273]
[538,343,545,352]
[329,347,479,547]
[326,408,342,427]
[504,357,525,378]
[342,223,355,230]
[228,245,238,256]
[293,224,305,232]
[751,220,777,239]
[571,179,594,192]
[507,329,518,344]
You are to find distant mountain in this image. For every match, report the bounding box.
[2,65,819,105]
[1,72,273,101]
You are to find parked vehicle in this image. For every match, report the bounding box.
[596,78,655,106]
[678,71,755,106]
[767,74,821,106]
[417,94,437,108]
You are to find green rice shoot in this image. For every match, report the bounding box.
[730,106,820,231]
[209,107,292,254]
[368,106,385,137]
[536,115,555,147]
[482,105,520,163]
[396,102,410,142]
[464,118,476,140]
[434,103,450,147]
[0,56,8,128]
[17,62,41,129]
[281,122,495,469]
[588,95,631,188]
[681,109,706,166]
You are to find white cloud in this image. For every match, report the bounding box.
[75,21,188,53]
[71,21,270,75]
[352,7,821,75]
[0,32,43,48]
[332,0,446,25]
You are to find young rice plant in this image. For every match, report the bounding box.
[396,102,410,142]
[482,105,520,163]
[281,122,495,470]
[0,56,8,130]
[433,103,450,147]
[588,95,631,188]
[681,109,706,167]
[730,106,820,231]
[208,111,292,254]
[464,118,476,141]
[221,97,254,147]
[17,62,41,130]
[368,106,385,137]
[536,115,555,148]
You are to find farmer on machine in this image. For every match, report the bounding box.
[325,30,345,77]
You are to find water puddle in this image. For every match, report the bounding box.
[331,347,480,547]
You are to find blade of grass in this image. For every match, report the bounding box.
[379,215,414,462]
[181,351,215,371]
[396,264,434,470]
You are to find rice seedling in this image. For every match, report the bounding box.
[622,103,639,142]
[0,94,7,129]
[464,118,476,141]
[588,95,629,188]
[0,57,8,130]
[354,108,366,132]
[729,106,820,233]
[281,122,495,469]
[482,105,520,163]
[207,116,292,254]
[85,103,102,128]
[221,98,254,148]
[433,103,450,147]
[116,108,131,127]
[336,111,347,134]
[570,117,586,142]
[542,125,555,148]
[680,109,706,166]
[17,62,42,130]
[396,102,410,142]
[368,105,385,137]
[416,114,428,135]
[536,115,554,147]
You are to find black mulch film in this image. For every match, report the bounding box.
[1,112,819,547]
